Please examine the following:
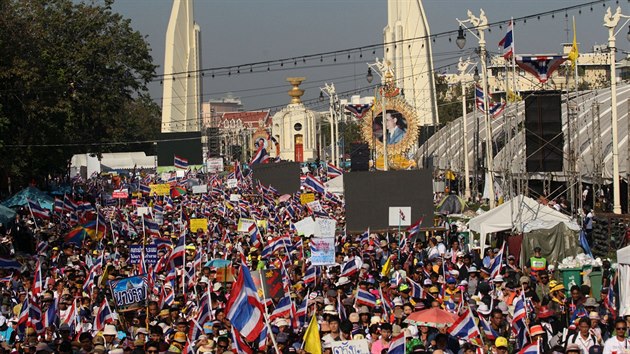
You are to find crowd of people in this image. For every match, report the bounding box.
[0,166,626,354]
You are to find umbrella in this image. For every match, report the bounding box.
[1,186,54,210]
[0,205,16,225]
[171,186,187,198]
[205,259,232,268]
[404,308,458,328]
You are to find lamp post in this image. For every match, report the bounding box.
[367,59,394,171]
[458,57,474,200]
[457,9,495,208]
[320,83,339,166]
[603,7,630,214]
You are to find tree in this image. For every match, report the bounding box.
[0,0,159,188]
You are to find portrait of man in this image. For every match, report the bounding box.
[373,110,407,145]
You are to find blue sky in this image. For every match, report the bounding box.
[112,0,630,111]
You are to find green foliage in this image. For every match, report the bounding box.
[0,0,160,184]
[435,73,475,125]
[341,119,362,154]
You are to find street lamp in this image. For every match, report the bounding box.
[473,67,480,82]
[603,6,630,214]
[457,9,495,209]
[367,59,394,171]
[458,57,475,200]
[320,83,339,167]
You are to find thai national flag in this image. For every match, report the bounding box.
[303,175,326,194]
[512,294,528,349]
[63,195,78,212]
[479,315,499,340]
[27,297,44,334]
[448,309,480,340]
[226,263,266,342]
[304,265,319,285]
[83,262,102,295]
[139,184,151,194]
[358,229,369,245]
[32,260,42,298]
[475,85,505,118]
[407,218,423,238]
[498,20,514,59]
[174,155,189,169]
[326,163,343,178]
[518,340,540,354]
[387,333,405,354]
[0,257,22,271]
[261,235,292,258]
[269,295,292,321]
[28,199,50,220]
[355,288,377,307]
[93,299,114,331]
[169,233,186,267]
[250,146,270,166]
[407,278,425,299]
[340,258,358,277]
[605,282,617,318]
[489,244,504,279]
[43,299,58,328]
[54,198,63,214]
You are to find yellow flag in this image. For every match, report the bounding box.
[567,17,579,68]
[303,313,322,354]
[381,256,392,277]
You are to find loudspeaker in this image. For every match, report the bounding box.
[207,128,220,157]
[350,143,369,171]
[525,93,563,172]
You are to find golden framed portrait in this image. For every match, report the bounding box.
[361,96,419,156]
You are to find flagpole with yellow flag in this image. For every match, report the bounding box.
[567,16,580,89]
[303,313,322,354]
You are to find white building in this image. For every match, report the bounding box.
[271,78,318,162]
[161,0,202,133]
[384,0,439,126]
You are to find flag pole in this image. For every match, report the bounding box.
[510,17,518,96]
[26,200,40,231]
[258,270,281,354]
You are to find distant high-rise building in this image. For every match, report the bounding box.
[384,0,439,126]
[161,0,202,132]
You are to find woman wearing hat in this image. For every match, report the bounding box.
[548,282,568,327]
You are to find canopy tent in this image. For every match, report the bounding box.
[1,187,54,210]
[519,223,580,268]
[0,205,16,225]
[468,195,579,254]
[617,245,630,317]
[436,194,465,214]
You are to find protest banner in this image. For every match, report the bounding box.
[300,193,315,205]
[251,269,285,299]
[229,194,241,202]
[314,217,336,238]
[309,237,335,265]
[294,217,316,236]
[226,179,238,188]
[307,200,323,212]
[330,340,370,354]
[112,189,128,199]
[388,206,411,226]
[206,158,224,173]
[190,218,208,232]
[237,218,256,232]
[109,275,147,312]
[149,184,170,196]
[129,244,158,265]
[192,185,208,194]
[137,207,150,216]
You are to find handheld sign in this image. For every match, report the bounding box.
[109,275,147,312]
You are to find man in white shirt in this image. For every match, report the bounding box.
[567,318,597,354]
[603,318,630,354]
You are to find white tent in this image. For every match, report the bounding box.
[325,175,344,194]
[617,245,630,317]
[468,195,579,253]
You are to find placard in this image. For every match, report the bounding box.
[176,170,185,178]
[300,193,315,205]
[294,217,316,236]
[237,218,256,232]
[129,244,158,265]
[301,167,310,174]
[207,158,224,173]
[226,179,238,189]
[112,189,128,199]
[149,184,171,196]
[315,217,336,238]
[109,275,147,312]
[190,218,208,232]
[251,269,285,300]
[192,185,208,194]
[137,207,150,216]
[330,340,370,354]
[307,200,323,212]
[309,237,336,265]
[230,194,241,202]
[388,206,411,226]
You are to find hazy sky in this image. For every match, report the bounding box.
[111,0,629,111]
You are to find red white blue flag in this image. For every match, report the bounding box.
[498,20,514,59]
